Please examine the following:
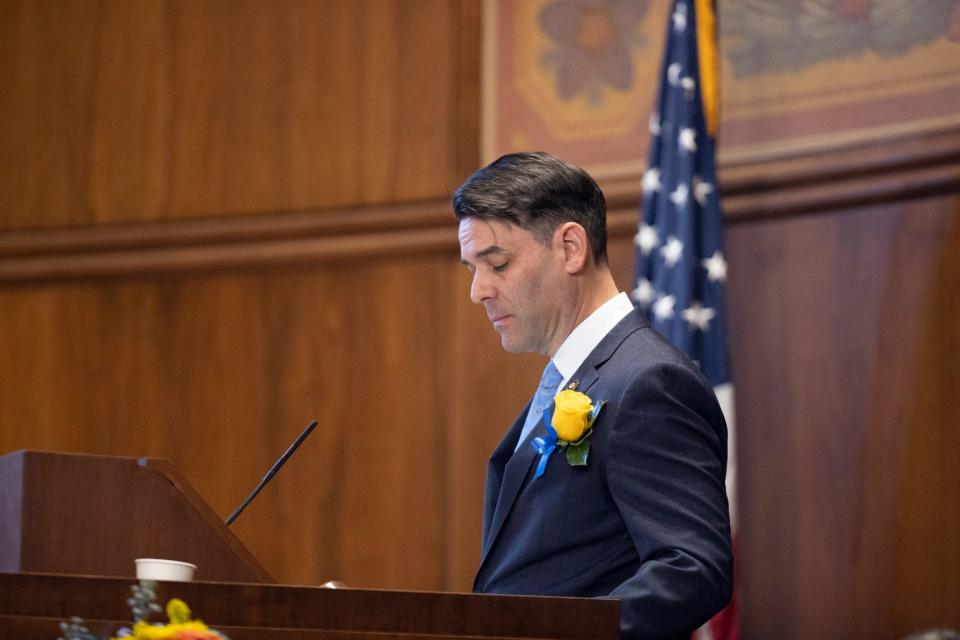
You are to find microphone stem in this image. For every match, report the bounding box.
[225,419,319,526]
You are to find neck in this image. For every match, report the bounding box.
[545,269,620,356]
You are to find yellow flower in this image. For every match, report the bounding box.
[128,620,175,639]
[123,620,213,639]
[166,598,192,625]
[551,390,593,442]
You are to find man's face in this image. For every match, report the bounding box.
[458,217,567,355]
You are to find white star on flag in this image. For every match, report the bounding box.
[693,175,714,205]
[679,128,697,152]
[669,183,689,207]
[702,250,727,282]
[653,294,676,321]
[643,168,662,193]
[649,112,661,136]
[668,63,682,86]
[660,235,684,267]
[631,277,655,306]
[682,302,716,331]
[672,2,687,32]
[634,223,659,255]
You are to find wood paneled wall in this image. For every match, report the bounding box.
[719,130,960,639]
[0,0,477,229]
[0,0,494,593]
[2,2,959,638]
[726,196,960,638]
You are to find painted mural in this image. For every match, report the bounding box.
[719,0,960,159]
[483,0,960,173]
[483,0,669,175]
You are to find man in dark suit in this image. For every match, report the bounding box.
[454,152,732,639]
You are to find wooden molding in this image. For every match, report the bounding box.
[0,202,461,283]
[604,124,960,223]
[2,126,959,283]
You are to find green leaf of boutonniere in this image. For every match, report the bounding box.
[566,440,590,466]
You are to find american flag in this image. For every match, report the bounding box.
[632,1,738,638]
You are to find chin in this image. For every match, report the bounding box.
[501,341,525,354]
[500,335,536,354]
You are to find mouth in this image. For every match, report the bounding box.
[489,314,511,328]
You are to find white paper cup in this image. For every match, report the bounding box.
[135,558,197,582]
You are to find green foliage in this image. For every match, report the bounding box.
[565,441,590,466]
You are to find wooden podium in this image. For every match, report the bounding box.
[0,451,620,639]
[0,450,271,582]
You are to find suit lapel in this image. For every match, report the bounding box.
[562,308,649,395]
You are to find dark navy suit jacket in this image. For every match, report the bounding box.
[474,309,732,640]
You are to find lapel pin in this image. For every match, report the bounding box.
[567,380,578,390]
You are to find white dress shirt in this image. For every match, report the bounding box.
[550,291,634,392]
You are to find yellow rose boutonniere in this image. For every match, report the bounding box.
[552,390,594,442]
[531,390,606,478]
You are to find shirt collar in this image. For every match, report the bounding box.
[551,292,634,388]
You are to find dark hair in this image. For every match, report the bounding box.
[452,151,608,265]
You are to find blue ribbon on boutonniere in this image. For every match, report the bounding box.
[530,403,559,479]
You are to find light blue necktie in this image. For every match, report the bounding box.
[514,360,563,452]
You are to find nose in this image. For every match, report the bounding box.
[470,270,494,304]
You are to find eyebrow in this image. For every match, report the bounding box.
[460,245,507,266]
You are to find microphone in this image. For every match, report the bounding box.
[225,418,319,526]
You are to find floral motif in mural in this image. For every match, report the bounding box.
[538,0,652,107]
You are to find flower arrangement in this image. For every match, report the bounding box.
[531,390,605,477]
[58,581,228,640]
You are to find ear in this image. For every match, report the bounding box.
[555,222,590,274]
